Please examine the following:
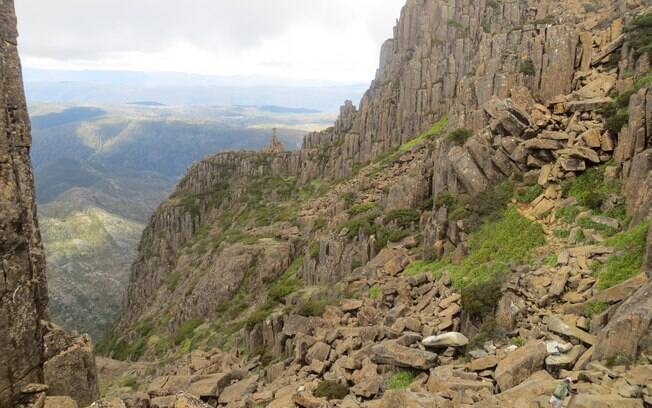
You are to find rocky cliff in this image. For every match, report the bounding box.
[102,0,652,407]
[0,2,99,407]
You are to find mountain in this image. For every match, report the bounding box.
[95,0,652,407]
[31,103,323,339]
[0,2,99,406]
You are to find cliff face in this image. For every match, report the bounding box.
[0,1,49,404]
[0,2,100,407]
[110,0,652,386]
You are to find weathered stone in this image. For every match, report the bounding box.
[371,340,438,370]
[292,392,328,408]
[594,282,652,361]
[495,342,547,391]
[545,345,585,369]
[173,393,212,408]
[545,315,596,345]
[571,395,643,408]
[496,292,527,331]
[148,376,191,398]
[422,332,468,348]
[218,375,258,404]
[566,97,613,112]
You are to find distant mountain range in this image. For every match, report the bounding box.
[24,68,368,111]
[32,103,327,339]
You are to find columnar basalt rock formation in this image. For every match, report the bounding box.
[0,2,99,407]
[0,1,49,404]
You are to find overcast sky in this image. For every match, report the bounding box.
[15,1,405,83]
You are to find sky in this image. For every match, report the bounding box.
[15,0,406,83]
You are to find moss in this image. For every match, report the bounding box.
[515,184,543,203]
[387,371,416,390]
[447,128,473,145]
[519,59,536,76]
[595,220,650,289]
[314,381,349,400]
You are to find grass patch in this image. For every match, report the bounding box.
[562,167,620,211]
[585,301,609,317]
[385,208,420,228]
[556,205,581,223]
[295,298,336,317]
[349,202,379,216]
[554,229,570,239]
[595,221,649,289]
[578,218,618,236]
[174,319,202,345]
[387,371,416,390]
[268,257,304,302]
[515,184,543,203]
[368,286,381,299]
[403,259,447,279]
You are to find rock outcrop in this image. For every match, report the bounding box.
[0,2,99,407]
[0,1,49,404]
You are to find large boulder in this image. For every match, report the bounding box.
[570,395,643,408]
[375,390,449,408]
[370,340,438,370]
[594,282,652,361]
[494,342,547,391]
[42,323,100,407]
[422,332,469,348]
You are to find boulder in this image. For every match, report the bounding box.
[42,323,100,408]
[545,315,596,345]
[351,361,382,398]
[495,292,527,330]
[422,332,468,348]
[594,282,652,361]
[565,97,612,112]
[571,395,643,408]
[495,341,547,391]
[45,396,78,408]
[147,376,191,398]
[591,274,648,304]
[375,390,448,408]
[545,345,585,369]
[370,340,438,370]
[292,392,328,408]
[173,393,212,408]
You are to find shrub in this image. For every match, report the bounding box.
[447,128,473,145]
[511,337,526,347]
[387,371,416,390]
[578,218,618,236]
[435,191,457,209]
[341,192,356,207]
[562,167,620,210]
[349,202,378,216]
[519,59,536,76]
[314,380,349,400]
[556,205,581,223]
[385,208,420,228]
[627,12,652,57]
[245,303,276,330]
[309,241,321,259]
[295,298,336,317]
[554,229,570,238]
[461,267,505,320]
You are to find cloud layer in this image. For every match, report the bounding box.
[15,0,405,82]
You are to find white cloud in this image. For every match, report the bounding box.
[15,0,405,82]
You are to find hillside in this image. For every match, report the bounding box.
[31,104,314,339]
[95,0,652,407]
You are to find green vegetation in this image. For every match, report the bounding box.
[577,217,618,236]
[385,208,420,228]
[534,15,556,25]
[341,192,357,208]
[515,184,543,203]
[627,11,652,57]
[447,128,473,145]
[447,19,464,29]
[368,286,382,299]
[511,337,526,347]
[245,302,276,330]
[268,257,304,302]
[174,319,202,345]
[519,59,536,76]
[309,242,321,259]
[553,228,570,239]
[349,202,379,216]
[556,205,581,223]
[595,220,649,289]
[295,297,337,317]
[585,301,609,318]
[314,380,349,400]
[403,259,447,278]
[387,371,416,390]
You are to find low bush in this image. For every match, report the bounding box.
[515,184,543,203]
[314,380,349,400]
[447,128,473,145]
[595,221,650,289]
[519,59,536,76]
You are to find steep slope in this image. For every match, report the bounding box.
[0,2,99,407]
[101,0,652,407]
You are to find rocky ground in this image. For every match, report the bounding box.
[82,22,652,407]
